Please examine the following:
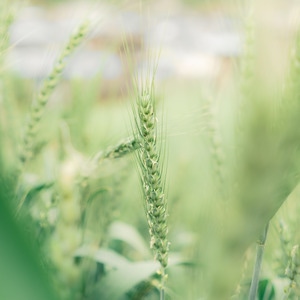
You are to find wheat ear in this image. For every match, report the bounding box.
[19,20,90,167]
[16,20,91,214]
[133,81,169,297]
[283,245,300,299]
[94,137,139,163]
[79,137,139,191]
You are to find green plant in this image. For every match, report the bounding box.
[131,74,169,298]
[18,20,91,169]
[3,1,300,300]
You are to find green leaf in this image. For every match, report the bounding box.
[258,279,275,300]
[167,253,194,268]
[90,260,160,300]
[75,246,130,268]
[86,250,190,300]
[108,221,151,258]
[0,178,58,300]
[25,182,54,204]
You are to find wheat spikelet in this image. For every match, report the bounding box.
[19,20,91,166]
[136,87,169,269]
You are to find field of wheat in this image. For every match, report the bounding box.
[1,1,300,299]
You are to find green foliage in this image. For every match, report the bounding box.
[0,176,58,300]
[3,1,300,300]
[258,279,276,300]
[1,89,55,298]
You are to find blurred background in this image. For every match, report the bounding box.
[8,0,299,95]
[9,0,240,86]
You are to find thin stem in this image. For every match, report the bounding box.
[249,222,269,300]
[159,267,166,300]
[160,287,165,300]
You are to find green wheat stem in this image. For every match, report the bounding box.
[159,266,167,300]
[160,286,165,300]
[249,222,269,300]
